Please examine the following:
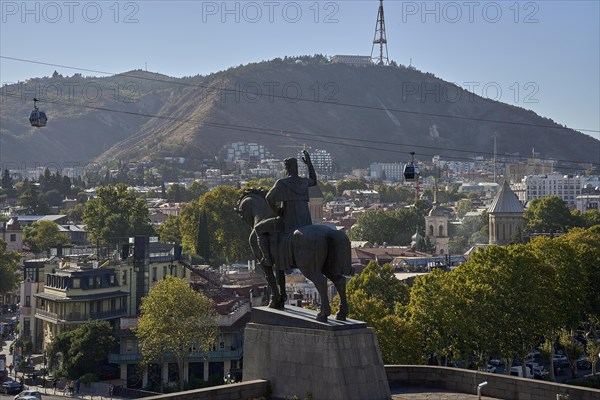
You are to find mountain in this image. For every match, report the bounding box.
[1,56,598,172]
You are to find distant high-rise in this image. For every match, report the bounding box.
[371,0,389,65]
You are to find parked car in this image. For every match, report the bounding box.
[14,396,39,400]
[15,390,42,400]
[510,366,533,378]
[553,354,568,362]
[532,366,549,379]
[484,364,496,373]
[489,358,504,366]
[576,358,592,369]
[1,381,23,395]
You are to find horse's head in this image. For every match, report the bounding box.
[235,188,270,227]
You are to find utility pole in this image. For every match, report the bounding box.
[493,133,497,183]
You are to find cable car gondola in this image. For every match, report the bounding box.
[29,98,48,128]
[403,151,420,182]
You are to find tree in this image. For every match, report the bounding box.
[180,186,251,264]
[1,169,13,189]
[348,262,410,310]
[46,320,116,378]
[335,179,368,196]
[66,204,86,223]
[157,215,182,244]
[0,239,21,298]
[580,210,600,228]
[42,189,64,208]
[23,220,70,254]
[408,269,459,365]
[377,185,412,204]
[463,245,555,371]
[19,184,50,214]
[136,276,219,391]
[83,184,154,244]
[456,199,474,219]
[349,207,423,246]
[318,181,336,203]
[345,262,419,364]
[186,181,208,201]
[166,184,189,202]
[524,196,574,234]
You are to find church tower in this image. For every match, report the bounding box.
[425,187,451,255]
[488,181,524,245]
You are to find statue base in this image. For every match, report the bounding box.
[243,306,391,400]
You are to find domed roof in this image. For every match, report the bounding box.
[411,231,423,241]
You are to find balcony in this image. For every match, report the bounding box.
[35,307,128,324]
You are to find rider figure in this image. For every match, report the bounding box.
[255,151,317,267]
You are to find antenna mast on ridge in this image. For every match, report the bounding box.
[371,0,389,65]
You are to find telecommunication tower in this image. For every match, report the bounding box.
[371,0,389,65]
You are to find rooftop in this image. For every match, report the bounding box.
[488,181,524,214]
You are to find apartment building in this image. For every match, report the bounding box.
[521,174,583,206]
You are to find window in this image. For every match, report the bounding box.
[10,234,16,242]
[23,319,31,336]
[110,275,115,286]
[95,276,101,287]
[152,267,157,282]
[88,277,94,287]
[122,271,127,285]
[72,278,80,289]
[25,296,31,307]
[163,266,167,277]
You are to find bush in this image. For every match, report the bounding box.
[79,373,99,384]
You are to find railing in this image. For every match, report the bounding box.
[90,308,128,320]
[35,308,127,323]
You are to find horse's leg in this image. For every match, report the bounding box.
[262,266,281,308]
[305,271,330,322]
[276,269,287,308]
[334,275,348,321]
[324,269,348,321]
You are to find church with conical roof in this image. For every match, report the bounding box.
[488,181,524,245]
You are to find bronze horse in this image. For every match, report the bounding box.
[237,188,352,322]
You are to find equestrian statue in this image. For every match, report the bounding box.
[236,151,353,322]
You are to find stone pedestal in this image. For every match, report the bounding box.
[243,306,391,400]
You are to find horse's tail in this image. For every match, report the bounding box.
[326,230,354,276]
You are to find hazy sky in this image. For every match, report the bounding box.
[1,0,599,139]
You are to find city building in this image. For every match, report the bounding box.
[576,194,600,213]
[488,181,524,246]
[222,142,270,162]
[20,238,262,388]
[297,149,333,175]
[1,217,23,252]
[520,174,583,206]
[504,157,555,183]
[330,55,372,66]
[369,162,405,181]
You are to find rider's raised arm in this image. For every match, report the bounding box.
[302,150,317,186]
